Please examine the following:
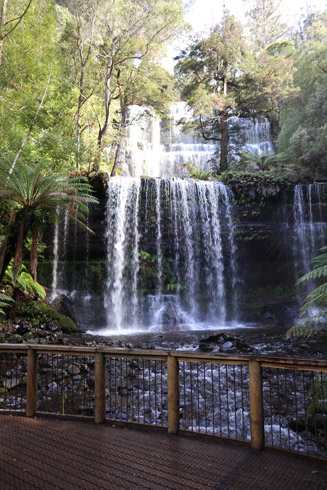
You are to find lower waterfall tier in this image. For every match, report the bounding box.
[38,179,327,334]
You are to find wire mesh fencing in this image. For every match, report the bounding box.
[263,367,327,457]
[179,361,250,441]
[38,354,95,416]
[105,357,168,426]
[0,352,27,411]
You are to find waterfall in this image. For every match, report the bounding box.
[50,211,60,301]
[229,116,275,157]
[50,208,69,302]
[293,184,327,296]
[119,102,274,178]
[101,178,238,333]
[104,178,141,331]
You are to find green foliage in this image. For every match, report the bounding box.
[0,161,98,282]
[296,247,327,316]
[175,13,294,171]
[286,247,327,339]
[278,11,327,178]
[139,250,157,263]
[0,0,77,171]
[4,263,46,300]
[166,276,184,292]
[16,301,79,332]
[285,312,327,339]
[184,163,213,180]
[0,292,15,317]
[219,170,295,204]
[235,150,291,173]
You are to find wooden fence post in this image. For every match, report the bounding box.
[94,352,106,424]
[26,348,38,417]
[249,360,264,450]
[167,355,179,434]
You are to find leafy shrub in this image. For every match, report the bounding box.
[220,170,297,205]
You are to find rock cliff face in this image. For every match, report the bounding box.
[37,176,327,333]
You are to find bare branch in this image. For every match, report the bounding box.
[4,0,33,38]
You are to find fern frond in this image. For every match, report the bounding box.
[286,312,327,338]
[296,265,327,284]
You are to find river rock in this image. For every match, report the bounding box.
[221,341,234,351]
[67,364,80,375]
[14,323,30,336]
[3,378,20,390]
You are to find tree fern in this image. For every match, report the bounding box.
[287,247,327,337]
[0,161,98,282]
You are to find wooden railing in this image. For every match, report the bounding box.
[0,344,326,457]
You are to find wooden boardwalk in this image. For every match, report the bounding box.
[0,415,326,490]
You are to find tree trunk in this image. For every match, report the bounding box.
[0,0,8,67]
[76,11,97,169]
[30,225,38,281]
[220,114,228,172]
[76,62,86,169]
[110,91,126,177]
[111,142,122,177]
[98,41,115,151]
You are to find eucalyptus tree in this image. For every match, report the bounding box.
[244,0,290,50]
[175,13,293,172]
[95,0,185,157]
[110,60,174,176]
[57,0,102,169]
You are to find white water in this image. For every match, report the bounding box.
[119,102,274,178]
[293,184,327,303]
[96,178,239,334]
[293,184,327,280]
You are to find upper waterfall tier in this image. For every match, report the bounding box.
[119,102,275,178]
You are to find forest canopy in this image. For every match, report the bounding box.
[0,0,326,178]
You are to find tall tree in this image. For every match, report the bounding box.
[278,10,327,177]
[95,0,185,157]
[175,13,293,172]
[244,0,290,50]
[58,0,101,168]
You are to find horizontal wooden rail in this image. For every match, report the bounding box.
[1,344,326,368]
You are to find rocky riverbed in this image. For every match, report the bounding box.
[2,318,327,359]
[1,319,327,458]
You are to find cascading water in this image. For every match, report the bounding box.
[293,184,327,302]
[293,184,327,279]
[120,102,275,178]
[229,116,275,157]
[98,177,238,334]
[51,208,69,301]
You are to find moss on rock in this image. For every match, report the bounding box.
[16,301,79,333]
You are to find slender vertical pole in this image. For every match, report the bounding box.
[26,348,38,417]
[249,360,264,450]
[95,352,106,424]
[167,355,179,434]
